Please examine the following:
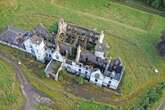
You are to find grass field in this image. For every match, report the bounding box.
[0,59,24,110]
[0,0,165,109]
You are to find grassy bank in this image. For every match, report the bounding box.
[0,59,24,110]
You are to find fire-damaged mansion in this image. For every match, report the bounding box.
[0,19,124,90]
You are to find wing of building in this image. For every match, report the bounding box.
[0,20,125,90]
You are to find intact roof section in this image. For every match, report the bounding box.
[0,26,29,48]
[34,23,50,38]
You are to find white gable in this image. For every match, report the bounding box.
[109,79,119,90]
[90,69,104,86]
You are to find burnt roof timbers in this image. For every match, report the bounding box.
[94,57,107,72]
[106,58,124,81]
[64,24,99,50]
[77,36,88,48]
[80,52,107,72]
[65,33,77,44]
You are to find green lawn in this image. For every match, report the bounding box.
[0,59,24,110]
[0,0,165,109]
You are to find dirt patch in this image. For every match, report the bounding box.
[0,52,53,110]
[62,73,119,103]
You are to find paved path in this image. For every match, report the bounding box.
[0,52,53,110]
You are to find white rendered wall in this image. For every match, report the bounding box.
[24,38,46,62]
[95,51,105,59]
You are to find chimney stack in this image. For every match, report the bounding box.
[56,42,60,52]
[75,45,81,63]
[99,31,104,44]
[58,18,67,34]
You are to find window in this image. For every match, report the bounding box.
[31,49,35,55]
[96,57,99,62]
[94,73,100,79]
[85,58,88,62]
[66,60,72,65]
[86,66,88,70]
[95,79,98,82]
[56,55,59,59]
[79,64,82,67]
[19,33,22,36]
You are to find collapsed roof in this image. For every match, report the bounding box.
[58,19,103,51]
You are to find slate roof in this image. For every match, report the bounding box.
[33,24,56,49]
[106,58,124,81]
[80,51,108,71]
[0,26,29,48]
[59,42,72,55]
[34,23,50,38]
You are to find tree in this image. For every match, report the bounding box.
[141,0,165,8]
[49,22,58,33]
[75,77,84,85]
[156,31,165,56]
[161,31,165,40]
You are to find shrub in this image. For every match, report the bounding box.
[140,0,165,8]
[130,82,165,110]
[75,77,84,85]
[49,22,58,33]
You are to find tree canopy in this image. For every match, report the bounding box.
[141,0,165,8]
[157,31,165,56]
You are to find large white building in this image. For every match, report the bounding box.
[0,21,124,90]
[24,35,46,62]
